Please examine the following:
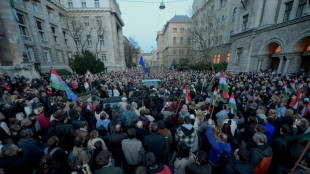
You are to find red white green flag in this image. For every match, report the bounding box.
[228,93,237,114]
[283,82,288,98]
[212,87,219,106]
[51,67,65,91]
[289,90,303,109]
[303,102,310,116]
[297,81,304,93]
[183,86,192,104]
[218,72,229,98]
[290,81,296,95]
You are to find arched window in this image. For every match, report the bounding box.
[180,37,184,45]
[217,54,221,63]
[274,46,281,53]
[213,54,217,63]
[226,53,230,63]
[232,8,237,22]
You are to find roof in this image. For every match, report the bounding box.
[168,15,191,22]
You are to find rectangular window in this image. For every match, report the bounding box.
[173,49,176,55]
[68,52,72,60]
[94,0,100,8]
[283,2,293,22]
[96,17,102,25]
[173,37,177,45]
[25,46,35,62]
[32,2,40,13]
[57,51,63,62]
[226,53,230,63]
[99,35,105,46]
[217,54,221,64]
[242,15,248,32]
[104,68,107,73]
[36,21,45,41]
[68,2,73,8]
[180,37,184,45]
[87,35,92,46]
[63,31,68,45]
[51,26,57,43]
[296,0,307,18]
[17,14,28,36]
[101,54,107,61]
[180,28,185,33]
[173,28,177,33]
[81,1,86,8]
[47,7,53,20]
[213,54,217,64]
[44,50,51,62]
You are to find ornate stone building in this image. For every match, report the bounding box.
[227,0,310,73]
[0,0,125,77]
[156,15,191,67]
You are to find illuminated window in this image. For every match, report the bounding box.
[226,53,230,63]
[306,43,310,51]
[217,54,221,63]
[213,54,217,63]
[274,46,281,53]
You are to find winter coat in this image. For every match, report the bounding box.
[174,153,195,174]
[205,125,231,166]
[18,138,44,168]
[223,157,254,174]
[249,144,273,174]
[185,163,212,174]
[94,166,124,174]
[158,128,173,155]
[144,133,166,164]
[262,123,274,144]
[121,110,138,128]
[0,154,32,174]
[146,164,171,174]
[55,123,75,151]
[122,138,145,165]
[175,124,197,152]
[72,146,91,164]
[36,112,50,129]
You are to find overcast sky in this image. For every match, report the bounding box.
[118,0,193,53]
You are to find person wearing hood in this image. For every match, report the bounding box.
[179,105,190,118]
[145,152,171,174]
[175,116,198,153]
[205,119,231,174]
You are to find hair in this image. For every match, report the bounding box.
[96,150,110,167]
[40,155,57,173]
[218,133,228,143]
[1,144,19,157]
[196,151,208,166]
[126,104,132,110]
[95,104,103,114]
[238,148,249,161]
[145,109,150,115]
[20,129,33,138]
[281,124,292,135]
[127,128,136,139]
[184,116,191,124]
[47,136,59,147]
[177,142,190,159]
[73,112,80,120]
[90,130,99,140]
[266,117,274,125]
[253,132,267,144]
[10,124,20,132]
[135,166,146,174]
[146,152,157,168]
[284,109,294,117]
[69,103,75,109]
[140,110,145,116]
[256,124,266,133]
[80,121,88,128]
[151,122,158,133]
[74,136,85,147]
[100,112,106,120]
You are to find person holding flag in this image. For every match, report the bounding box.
[183,86,192,104]
[290,78,297,95]
[218,72,229,98]
[50,66,76,103]
[139,55,146,73]
[289,89,303,110]
[228,93,237,114]
[283,82,288,98]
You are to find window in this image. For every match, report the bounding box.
[242,15,248,32]
[36,21,45,41]
[68,52,72,59]
[101,54,107,61]
[87,35,92,46]
[103,68,107,73]
[217,54,221,63]
[96,17,102,25]
[17,14,28,36]
[94,0,100,8]
[81,1,86,8]
[213,54,217,64]
[226,53,230,63]
[57,51,63,62]
[173,28,177,33]
[180,37,184,45]
[63,31,68,45]
[274,46,281,53]
[232,8,237,22]
[179,49,183,55]
[51,26,57,43]
[187,37,190,45]
[173,49,176,54]
[44,50,51,62]
[84,17,90,26]
[180,28,185,33]
[173,37,177,45]
[68,1,73,8]
[296,0,307,18]
[32,1,40,13]
[25,46,35,62]
[283,2,293,22]
[47,7,53,20]
[99,35,104,46]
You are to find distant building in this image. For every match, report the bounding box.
[156,15,192,67]
[0,0,125,77]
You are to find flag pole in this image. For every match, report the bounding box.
[290,140,310,174]
[210,94,218,119]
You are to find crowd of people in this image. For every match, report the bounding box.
[0,68,310,174]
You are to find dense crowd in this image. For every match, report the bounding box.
[0,68,310,174]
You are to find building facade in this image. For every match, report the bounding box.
[227,0,310,73]
[191,0,237,65]
[0,0,125,77]
[156,15,191,67]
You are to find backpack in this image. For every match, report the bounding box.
[97,125,108,136]
[44,147,61,157]
[217,149,231,166]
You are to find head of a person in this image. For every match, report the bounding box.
[136,121,143,129]
[217,133,228,143]
[151,122,158,133]
[145,109,150,115]
[235,148,249,161]
[195,151,208,166]
[135,166,146,174]
[127,128,136,139]
[146,152,157,168]
[253,132,267,145]
[184,116,191,124]
[284,109,294,118]
[100,112,106,120]
[140,110,145,117]
[1,144,20,157]
[115,123,122,133]
[74,136,85,147]
[96,150,111,167]
[280,124,292,135]
[256,124,266,133]
[126,104,132,111]
[20,129,33,139]
[177,142,190,159]
[90,130,99,140]
[47,136,59,147]
[80,121,88,129]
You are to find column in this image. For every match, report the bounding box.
[261,0,279,26]
[283,58,291,74]
[254,0,265,27]
[277,57,284,73]
[257,60,262,70]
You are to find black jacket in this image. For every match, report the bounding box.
[249,144,273,167]
[144,133,166,164]
[185,163,212,174]
[223,157,253,174]
[55,123,75,151]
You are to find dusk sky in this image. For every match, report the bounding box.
[118,0,193,53]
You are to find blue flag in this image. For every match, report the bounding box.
[58,75,76,103]
[139,55,146,73]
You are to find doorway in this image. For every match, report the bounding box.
[301,56,310,71]
[270,57,280,70]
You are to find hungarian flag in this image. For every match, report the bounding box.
[50,66,76,103]
[290,81,296,95]
[212,87,219,106]
[183,86,192,104]
[228,93,237,114]
[283,82,288,98]
[302,102,310,116]
[297,81,304,93]
[289,90,303,109]
[218,72,229,98]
